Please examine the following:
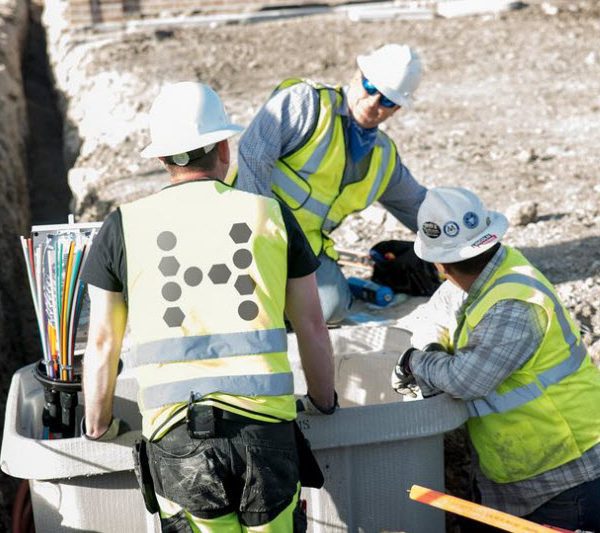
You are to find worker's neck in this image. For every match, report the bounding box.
[448,271,480,293]
[169,171,223,185]
[438,263,481,293]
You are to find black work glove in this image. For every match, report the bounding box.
[391,347,418,397]
[422,343,446,353]
[296,391,339,415]
[391,343,446,397]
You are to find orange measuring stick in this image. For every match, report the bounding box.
[409,485,573,533]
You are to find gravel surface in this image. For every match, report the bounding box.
[56,0,600,358]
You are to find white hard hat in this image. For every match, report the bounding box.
[356,44,422,108]
[414,187,508,264]
[141,82,243,158]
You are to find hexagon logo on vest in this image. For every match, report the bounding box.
[155,222,261,326]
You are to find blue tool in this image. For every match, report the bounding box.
[347,277,395,307]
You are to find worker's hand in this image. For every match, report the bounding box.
[296,391,338,415]
[422,342,446,353]
[392,343,448,397]
[81,417,130,441]
[391,347,419,397]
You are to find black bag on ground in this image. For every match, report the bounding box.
[370,240,441,296]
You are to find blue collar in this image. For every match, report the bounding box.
[348,118,378,163]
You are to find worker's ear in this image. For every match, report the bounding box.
[217,140,230,166]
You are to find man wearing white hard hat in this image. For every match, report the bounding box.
[80,82,336,532]
[392,186,600,531]
[235,44,427,323]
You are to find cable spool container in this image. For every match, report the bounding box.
[19,217,102,439]
[1,217,160,532]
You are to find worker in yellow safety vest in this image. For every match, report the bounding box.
[81,82,336,532]
[391,186,600,532]
[234,44,428,323]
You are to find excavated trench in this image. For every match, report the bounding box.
[0,2,74,529]
[22,1,72,225]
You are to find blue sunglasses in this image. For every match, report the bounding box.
[361,77,397,108]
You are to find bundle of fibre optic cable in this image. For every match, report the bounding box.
[20,222,101,383]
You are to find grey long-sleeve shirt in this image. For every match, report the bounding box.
[236,81,427,232]
[407,246,600,516]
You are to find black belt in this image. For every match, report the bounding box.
[211,406,281,425]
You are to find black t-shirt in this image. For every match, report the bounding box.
[81,185,319,298]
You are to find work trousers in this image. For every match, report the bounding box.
[459,476,600,532]
[148,415,302,532]
[524,476,600,531]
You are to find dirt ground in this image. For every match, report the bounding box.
[72,0,600,354]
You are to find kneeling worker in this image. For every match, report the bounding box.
[236,44,428,323]
[81,81,336,532]
[392,186,600,532]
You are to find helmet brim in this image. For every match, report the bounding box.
[357,53,415,108]
[140,124,244,159]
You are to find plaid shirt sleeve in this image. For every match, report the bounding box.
[236,82,320,196]
[411,299,547,399]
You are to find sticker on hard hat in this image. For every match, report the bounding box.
[471,233,497,248]
[443,221,460,237]
[422,222,441,238]
[463,212,479,229]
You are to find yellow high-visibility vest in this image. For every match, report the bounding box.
[237,78,398,259]
[120,180,295,438]
[458,247,600,482]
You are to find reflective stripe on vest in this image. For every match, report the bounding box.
[271,78,397,258]
[129,328,288,367]
[142,372,295,410]
[466,273,587,418]
[272,137,392,234]
[272,166,331,219]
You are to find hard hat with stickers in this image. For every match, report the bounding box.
[414,187,508,264]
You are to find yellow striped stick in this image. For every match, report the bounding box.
[409,485,573,533]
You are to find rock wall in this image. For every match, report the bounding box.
[42,0,165,222]
[0,0,36,526]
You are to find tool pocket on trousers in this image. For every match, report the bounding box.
[240,443,299,514]
[132,439,160,514]
[156,440,231,516]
